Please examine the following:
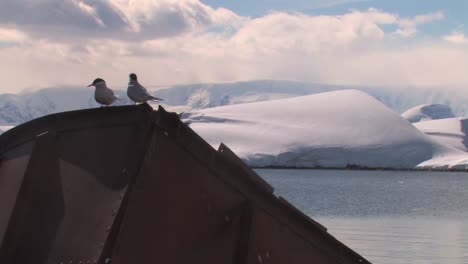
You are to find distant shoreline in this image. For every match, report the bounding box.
[251,165,468,173]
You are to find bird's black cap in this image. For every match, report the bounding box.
[129,73,137,81]
[92,78,105,84]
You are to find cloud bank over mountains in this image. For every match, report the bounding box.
[0,0,467,92]
[0,0,241,40]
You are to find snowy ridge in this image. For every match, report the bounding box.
[183,90,468,169]
[2,84,468,169]
[414,118,468,152]
[154,80,330,109]
[0,126,13,134]
[156,81,468,116]
[0,87,130,125]
[402,104,455,123]
[2,80,468,125]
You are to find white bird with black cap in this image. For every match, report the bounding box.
[127,73,163,104]
[87,78,120,106]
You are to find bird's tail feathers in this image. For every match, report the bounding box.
[150,96,164,101]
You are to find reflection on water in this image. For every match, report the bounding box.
[318,217,468,264]
[256,169,468,264]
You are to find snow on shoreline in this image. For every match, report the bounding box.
[412,117,468,170]
[184,90,468,170]
[414,118,468,152]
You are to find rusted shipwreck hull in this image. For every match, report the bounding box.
[0,104,370,264]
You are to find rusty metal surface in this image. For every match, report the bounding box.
[111,129,248,264]
[0,142,34,249]
[0,104,154,264]
[218,143,274,194]
[0,132,64,264]
[0,104,371,264]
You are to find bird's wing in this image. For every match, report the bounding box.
[139,84,153,97]
[104,88,119,102]
[136,84,157,100]
[138,84,164,101]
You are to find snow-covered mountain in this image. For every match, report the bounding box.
[414,118,468,152]
[155,80,332,109]
[0,87,131,125]
[1,80,468,125]
[156,81,468,116]
[183,90,468,170]
[400,104,468,154]
[2,83,468,169]
[402,104,455,123]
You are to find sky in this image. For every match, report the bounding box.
[0,0,467,93]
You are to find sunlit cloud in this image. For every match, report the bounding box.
[444,31,468,44]
[0,0,466,93]
[0,0,244,40]
[0,27,28,44]
[396,11,444,37]
[72,0,106,28]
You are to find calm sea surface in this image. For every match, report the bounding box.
[255,169,468,264]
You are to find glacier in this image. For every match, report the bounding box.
[183,90,468,170]
[414,117,468,152]
[402,104,455,123]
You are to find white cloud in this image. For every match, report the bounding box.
[0,27,28,44]
[0,0,244,40]
[313,0,372,9]
[0,3,466,93]
[444,31,468,44]
[396,11,444,37]
[0,1,115,29]
[0,0,441,40]
[72,0,106,28]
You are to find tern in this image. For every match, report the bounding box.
[87,78,120,106]
[127,73,163,104]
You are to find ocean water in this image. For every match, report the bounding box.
[255,169,468,264]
